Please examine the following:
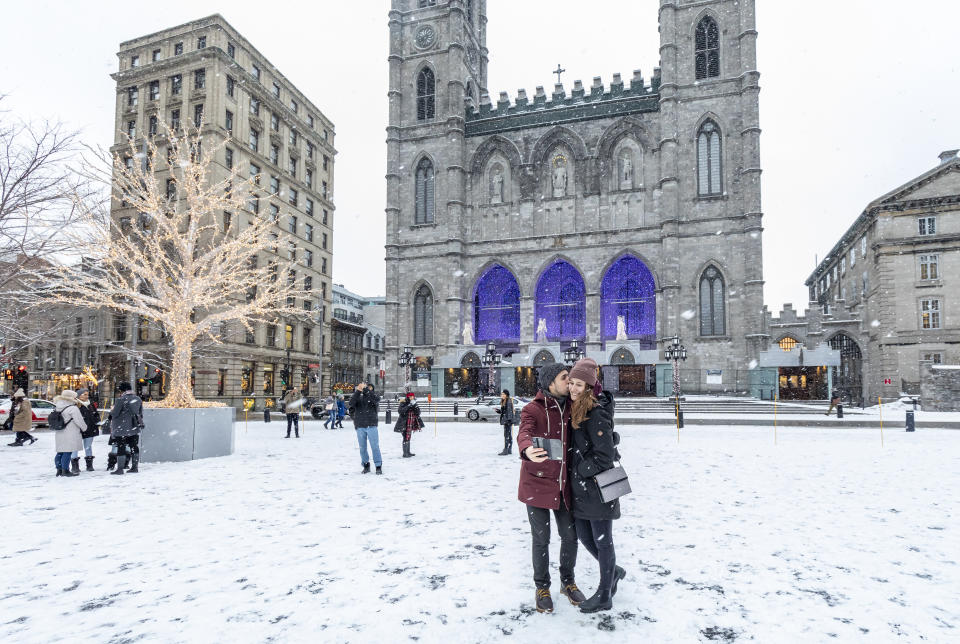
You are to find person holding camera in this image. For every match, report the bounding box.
[566,357,626,613]
[283,386,303,438]
[516,363,585,613]
[394,392,423,458]
[109,382,144,475]
[350,382,382,475]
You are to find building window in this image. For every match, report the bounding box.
[271,112,280,131]
[249,162,261,183]
[321,257,327,274]
[126,120,136,139]
[321,181,328,199]
[223,211,232,231]
[288,158,297,177]
[695,16,720,80]
[270,145,279,165]
[306,198,314,217]
[289,130,298,146]
[225,147,234,169]
[850,246,856,267]
[226,75,235,98]
[304,275,313,291]
[303,327,312,352]
[290,99,298,114]
[248,194,259,213]
[322,155,329,171]
[267,175,278,195]
[308,114,315,129]
[266,325,277,348]
[923,352,943,365]
[171,74,182,95]
[416,67,436,120]
[194,69,205,90]
[307,143,315,160]
[322,209,328,225]
[152,49,161,62]
[778,337,798,351]
[305,169,313,189]
[304,249,313,267]
[149,80,159,101]
[288,215,298,234]
[250,97,260,116]
[193,103,204,127]
[418,1,436,8]
[197,35,206,49]
[166,178,176,199]
[113,314,127,342]
[127,86,138,107]
[861,236,867,256]
[697,120,722,196]
[699,265,725,336]
[174,42,183,56]
[225,110,233,132]
[251,63,261,82]
[131,55,140,68]
[321,232,327,249]
[918,216,937,236]
[414,285,433,345]
[249,128,259,152]
[227,42,236,59]
[289,188,298,206]
[170,109,180,129]
[840,257,846,274]
[414,157,435,224]
[921,298,941,329]
[919,254,939,280]
[272,82,281,99]
[305,223,313,242]
[270,203,279,222]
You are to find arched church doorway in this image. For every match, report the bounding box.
[829,333,863,404]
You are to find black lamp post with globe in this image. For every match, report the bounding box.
[481,341,501,396]
[563,339,585,366]
[663,335,688,429]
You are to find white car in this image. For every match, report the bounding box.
[465,398,526,422]
[0,398,56,427]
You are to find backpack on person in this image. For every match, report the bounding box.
[47,407,74,431]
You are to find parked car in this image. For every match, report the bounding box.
[0,398,56,427]
[465,397,526,422]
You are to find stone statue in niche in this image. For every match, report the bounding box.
[490,167,504,204]
[618,152,633,191]
[616,315,628,341]
[462,321,474,346]
[536,318,548,343]
[551,156,567,198]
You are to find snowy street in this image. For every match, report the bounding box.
[2,420,958,642]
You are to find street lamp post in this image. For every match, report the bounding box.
[663,335,688,429]
[563,339,585,367]
[398,346,414,392]
[481,341,501,396]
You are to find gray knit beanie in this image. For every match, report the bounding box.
[538,363,569,392]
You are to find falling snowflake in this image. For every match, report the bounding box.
[871,320,881,327]
[681,310,696,320]
[748,359,758,370]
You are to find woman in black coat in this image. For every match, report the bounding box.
[393,392,424,458]
[566,358,626,613]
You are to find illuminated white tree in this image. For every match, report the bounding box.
[31,124,310,408]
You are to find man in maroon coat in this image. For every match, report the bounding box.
[516,363,586,613]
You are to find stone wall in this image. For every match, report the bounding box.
[920,363,960,412]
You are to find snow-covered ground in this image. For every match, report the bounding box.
[2,420,958,642]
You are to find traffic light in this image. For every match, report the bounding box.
[13,366,28,390]
[150,367,162,384]
[3,368,12,380]
[279,368,289,386]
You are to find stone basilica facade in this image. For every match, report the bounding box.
[384,0,765,397]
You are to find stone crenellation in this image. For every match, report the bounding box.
[467,68,661,120]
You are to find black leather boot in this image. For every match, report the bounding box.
[106,452,117,471]
[361,462,370,474]
[71,458,80,474]
[127,451,139,473]
[85,456,95,471]
[111,454,126,475]
[578,588,612,613]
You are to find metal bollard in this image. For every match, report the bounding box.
[678,410,684,429]
[453,402,459,416]
[385,401,392,425]
[906,410,915,432]
[837,403,843,419]
[912,397,918,411]
[263,408,271,423]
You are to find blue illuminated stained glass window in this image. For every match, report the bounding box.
[474,265,520,343]
[601,255,656,346]
[534,260,585,341]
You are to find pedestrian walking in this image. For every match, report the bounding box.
[350,383,383,474]
[6,389,37,446]
[108,382,144,475]
[323,395,336,429]
[825,388,842,415]
[498,388,515,456]
[336,395,346,428]
[283,386,303,438]
[393,392,423,458]
[51,390,84,477]
[72,388,100,471]
[516,363,585,613]
[566,358,626,613]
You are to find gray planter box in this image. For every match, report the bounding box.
[140,407,235,463]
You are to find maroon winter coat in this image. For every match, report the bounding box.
[516,390,572,511]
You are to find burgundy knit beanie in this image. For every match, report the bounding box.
[568,357,598,387]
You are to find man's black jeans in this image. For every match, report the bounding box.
[526,502,578,589]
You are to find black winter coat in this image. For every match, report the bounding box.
[567,391,621,521]
[349,389,380,427]
[79,402,101,439]
[393,400,425,433]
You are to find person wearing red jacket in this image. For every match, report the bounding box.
[516,362,586,613]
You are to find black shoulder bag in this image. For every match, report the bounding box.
[593,428,632,502]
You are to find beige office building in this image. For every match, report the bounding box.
[108,14,336,409]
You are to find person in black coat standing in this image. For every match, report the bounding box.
[497,389,514,456]
[75,388,101,471]
[349,383,383,475]
[393,392,423,458]
[566,358,626,613]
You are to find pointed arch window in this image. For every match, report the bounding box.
[417,67,435,121]
[699,266,725,336]
[415,157,435,224]
[413,285,433,345]
[695,16,720,79]
[697,120,722,196]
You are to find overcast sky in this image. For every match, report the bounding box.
[2,1,958,313]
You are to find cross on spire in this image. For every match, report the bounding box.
[553,64,565,84]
